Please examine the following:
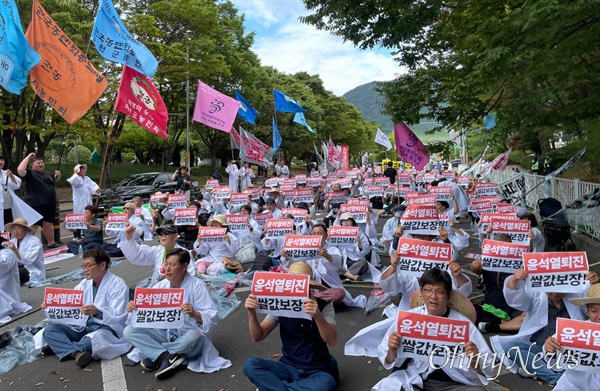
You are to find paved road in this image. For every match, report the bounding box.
[2,214,588,391]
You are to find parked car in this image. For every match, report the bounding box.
[94,172,199,213]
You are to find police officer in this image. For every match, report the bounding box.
[530,155,539,175]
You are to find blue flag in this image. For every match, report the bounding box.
[235,90,258,125]
[0,0,40,94]
[92,0,158,77]
[273,116,282,153]
[274,89,306,113]
[293,112,314,133]
[484,112,496,130]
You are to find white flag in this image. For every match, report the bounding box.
[374,128,392,150]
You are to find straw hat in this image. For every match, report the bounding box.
[409,288,477,324]
[288,261,328,291]
[208,214,228,226]
[268,187,281,193]
[4,218,35,234]
[339,212,355,222]
[569,284,600,307]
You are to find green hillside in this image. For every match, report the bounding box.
[343,81,443,140]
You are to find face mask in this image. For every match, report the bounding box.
[394,212,402,218]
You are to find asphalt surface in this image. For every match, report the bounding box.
[2,213,593,391]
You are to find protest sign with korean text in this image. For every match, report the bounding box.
[374,166,382,174]
[131,287,184,329]
[295,174,306,185]
[397,311,469,367]
[328,226,358,248]
[375,177,390,187]
[251,272,310,320]
[491,218,530,245]
[174,208,197,226]
[339,203,368,224]
[480,213,518,231]
[386,185,410,198]
[457,176,470,186]
[198,227,227,243]
[295,188,314,203]
[44,288,87,327]
[337,178,353,189]
[406,194,437,207]
[264,178,280,188]
[494,203,517,214]
[347,170,359,180]
[254,211,273,229]
[498,174,526,205]
[366,185,384,198]
[106,213,128,231]
[212,187,232,201]
[475,182,498,196]
[230,193,249,207]
[326,191,347,204]
[556,318,600,373]
[150,193,167,205]
[265,219,294,239]
[428,186,453,202]
[281,208,308,225]
[396,237,452,277]
[283,178,297,188]
[226,214,250,235]
[397,174,411,186]
[401,206,444,235]
[204,179,219,190]
[481,239,528,273]
[168,193,187,209]
[468,200,495,214]
[283,234,322,261]
[347,198,369,206]
[282,189,296,203]
[65,214,86,230]
[245,187,262,201]
[306,177,321,187]
[524,252,589,293]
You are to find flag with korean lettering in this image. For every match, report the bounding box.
[235,90,258,124]
[397,311,469,367]
[481,239,528,274]
[92,0,158,77]
[524,252,589,293]
[131,288,184,329]
[26,0,108,124]
[396,237,452,278]
[44,288,87,327]
[0,0,40,94]
[252,271,310,319]
[240,127,274,167]
[115,66,168,139]
[394,123,430,170]
[273,89,306,113]
[193,80,240,133]
[556,318,600,373]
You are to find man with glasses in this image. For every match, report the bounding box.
[120,224,195,286]
[102,202,145,257]
[38,247,129,368]
[124,248,230,380]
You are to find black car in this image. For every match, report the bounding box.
[95,172,198,211]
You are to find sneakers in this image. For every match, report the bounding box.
[155,353,185,380]
[140,357,160,372]
[41,345,55,356]
[74,351,93,367]
[517,367,537,379]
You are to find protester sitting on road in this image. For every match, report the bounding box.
[150,192,168,232]
[6,218,45,284]
[515,207,546,252]
[38,247,129,368]
[194,214,239,275]
[264,197,282,218]
[544,284,600,390]
[65,205,103,254]
[331,213,379,282]
[102,202,145,257]
[243,261,339,391]
[124,248,230,380]
[0,246,32,322]
[373,268,493,390]
[120,224,194,287]
[261,213,295,267]
[323,183,347,228]
[237,204,263,251]
[490,268,598,384]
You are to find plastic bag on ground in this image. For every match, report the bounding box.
[364,284,391,315]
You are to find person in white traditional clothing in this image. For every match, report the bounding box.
[240,162,255,190]
[275,159,290,178]
[0,156,27,229]
[0,246,32,323]
[121,224,195,287]
[37,247,129,367]
[373,268,493,391]
[66,164,100,239]
[6,218,45,284]
[225,161,240,193]
[544,284,600,391]
[124,248,230,379]
[515,207,546,252]
[132,196,154,239]
[102,202,146,257]
[238,204,263,251]
[194,214,239,275]
[264,197,282,218]
[490,268,598,385]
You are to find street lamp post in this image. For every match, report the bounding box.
[186,46,191,170]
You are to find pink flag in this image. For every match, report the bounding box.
[340,145,350,170]
[192,80,240,133]
[115,66,168,140]
[394,123,430,170]
[240,128,273,168]
[230,127,241,149]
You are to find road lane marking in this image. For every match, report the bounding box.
[101,356,127,391]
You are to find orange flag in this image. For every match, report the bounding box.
[25,0,107,124]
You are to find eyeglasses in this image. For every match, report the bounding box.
[81,263,98,270]
[422,288,447,297]
[158,232,175,236]
[124,207,134,210]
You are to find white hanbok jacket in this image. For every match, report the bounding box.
[11,234,45,283]
[372,305,493,391]
[240,167,255,190]
[194,232,239,275]
[66,174,99,214]
[34,271,130,360]
[0,170,41,230]
[225,164,240,193]
[127,273,231,373]
[0,249,32,322]
[490,277,588,373]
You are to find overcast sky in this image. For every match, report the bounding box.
[230,0,400,96]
